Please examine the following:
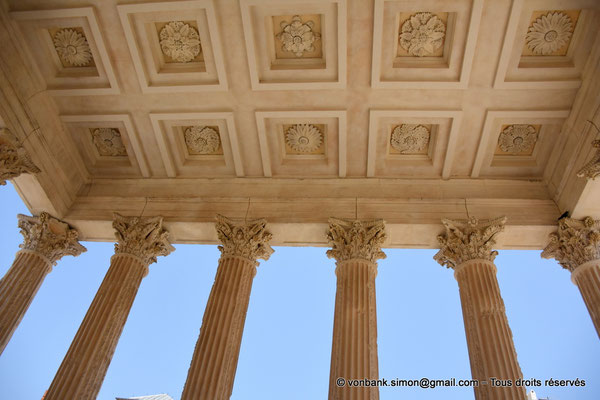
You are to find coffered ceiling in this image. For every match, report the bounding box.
[1,0,599,248]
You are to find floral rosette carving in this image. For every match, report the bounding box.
[434,216,507,269]
[541,217,600,272]
[0,128,40,185]
[390,124,430,154]
[113,213,174,266]
[526,12,573,55]
[577,140,600,180]
[184,126,220,154]
[159,21,201,63]
[498,125,537,154]
[215,214,274,262]
[399,12,446,57]
[276,15,321,57]
[326,218,387,263]
[91,128,127,157]
[285,124,323,153]
[53,28,93,67]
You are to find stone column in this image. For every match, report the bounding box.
[542,216,600,338]
[434,217,525,400]
[0,212,85,354]
[326,218,386,400]
[0,128,40,186]
[181,215,273,400]
[45,213,174,400]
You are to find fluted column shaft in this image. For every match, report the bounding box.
[455,259,525,400]
[0,250,52,353]
[329,259,379,400]
[45,254,147,400]
[182,214,273,400]
[571,260,600,338]
[181,255,257,400]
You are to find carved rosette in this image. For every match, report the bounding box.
[498,124,537,154]
[434,216,507,269]
[184,126,220,154]
[526,12,573,55]
[215,214,274,262]
[541,217,600,272]
[17,212,86,265]
[390,124,430,154]
[326,218,386,263]
[399,12,446,57]
[0,128,40,185]
[285,124,323,153]
[276,15,321,57]
[159,21,201,62]
[53,28,93,67]
[577,140,600,180]
[112,213,175,266]
[91,128,127,157]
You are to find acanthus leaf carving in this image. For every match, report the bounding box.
[53,28,93,67]
[215,214,274,262]
[399,12,446,57]
[498,124,537,154]
[326,218,386,263]
[91,128,127,157]
[577,140,600,180]
[526,12,573,55]
[390,124,430,154]
[276,15,321,57]
[112,213,175,266]
[434,216,507,269]
[184,126,220,155]
[18,212,86,265]
[541,216,600,272]
[0,128,40,186]
[159,21,201,63]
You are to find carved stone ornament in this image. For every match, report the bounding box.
[112,213,175,266]
[526,12,573,55]
[285,124,323,153]
[18,212,86,265]
[184,126,220,154]
[276,15,321,57]
[91,128,127,157]
[577,140,600,180]
[0,128,40,185]
[159,21,201,63]
[434,216,507,269]
[541,217,600,272]
[498,124,537,154]
[215,214,274,262]
[53,28,93,67]
[326,218,387,263]
[390,124,430,154]
[399,12,446,57]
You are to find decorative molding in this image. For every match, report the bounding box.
[525,11,573,56]
[541,217,600,272]
[184,126,220,154]
[52,28,93,67]
[112,213,174,266]
[434,216,507,269]
[159,21,201,63]
[17,212,86,265]
[215,214,274,262]
[390,124,430,154]
[326,218,386,263]
[276,15,321,57]
[285,124,323,153]
[399,12,446,57]
[497,124,537,154]
[577,140,600,180]
[0,128,40,186]
[91,128,127,157]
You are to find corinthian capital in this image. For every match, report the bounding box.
[326,218,386,263]
[18,212,86,265]
[434,216,506,269]
[0,128,40,186]
[541,216,600,272]
[577,140,600,180]
[215,214,274,262]
[113,213,175,265]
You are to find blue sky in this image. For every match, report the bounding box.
[0,182,598,399]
